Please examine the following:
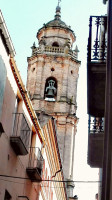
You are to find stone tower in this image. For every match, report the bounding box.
[27,4,80,197]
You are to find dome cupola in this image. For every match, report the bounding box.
[37,4,76,48]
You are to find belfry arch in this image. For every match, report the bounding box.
[44,77,57,101]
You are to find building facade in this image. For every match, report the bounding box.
[40,116,67,200]
[0,10,45,200]
[27,4,80,198]
[86,1,112,200]
[0,9,67,200]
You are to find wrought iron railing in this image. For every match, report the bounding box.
[12,113,31,150]
[28,147,44,174]
[87,16,107,62]
[88,115,104,134]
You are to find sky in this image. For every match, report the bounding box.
[0,0,107,199]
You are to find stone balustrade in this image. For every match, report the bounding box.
[45,46,64,53]
[32,45,78,60]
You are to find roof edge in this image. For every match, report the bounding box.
[0,10,16,57]
[10,57,45,146]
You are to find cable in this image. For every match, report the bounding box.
[0,178,100,189]
[0,174,100,183]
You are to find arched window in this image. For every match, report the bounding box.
[44,77,57,101]
[52,42,59,47]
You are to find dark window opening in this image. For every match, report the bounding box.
[52,42,59,47]
[51,67,55,72]
[4,190,11,200]
[32,67,35,72]
[71,70,73,74]
[0,122,4,136]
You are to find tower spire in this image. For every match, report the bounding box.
[58,0,61,6]
[55,0,61,20]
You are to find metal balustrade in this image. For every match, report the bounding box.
[88,116,104,134]
[87,16,106,117]
[10,113,31,155]
[88,115,104,167]
[26,147,44,182]
[87,16,107,62]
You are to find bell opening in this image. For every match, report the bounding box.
[44,77,57,101]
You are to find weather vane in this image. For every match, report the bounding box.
[58,0,61,6]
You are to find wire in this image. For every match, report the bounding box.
[0,174,100,183]
[0,178,100,189]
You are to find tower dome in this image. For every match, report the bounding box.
[37,6,76,48]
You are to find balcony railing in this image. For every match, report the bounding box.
[88,116,104,134]
[88,115,104,167]
[26,147,44,182]
[10,113,31,155]
[87,17,106,117]
[87,16,107,62]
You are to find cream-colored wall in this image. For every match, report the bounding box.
[40,125,66,200]
[55,115,77,179]
[40,150,56,200]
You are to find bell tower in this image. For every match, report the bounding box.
[27,3,80,197]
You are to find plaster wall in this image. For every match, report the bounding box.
[0,37,42,200]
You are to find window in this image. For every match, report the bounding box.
[52,42,59,47]
[4,190,11,200]
[44,77,57,101]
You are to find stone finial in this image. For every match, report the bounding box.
[74,45,79,59]
[55,0,61,20]
[31,42,36,55]
[58,0,61,7]
[31,42,36,49]
[75,45,79,53]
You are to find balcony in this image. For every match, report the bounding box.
[30,45,78,60]
[10,113,31,155]
[26,147,44,182]
[87,16,107,117]
[88,116,104,168]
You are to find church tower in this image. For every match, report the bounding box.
[27,3,80,197]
